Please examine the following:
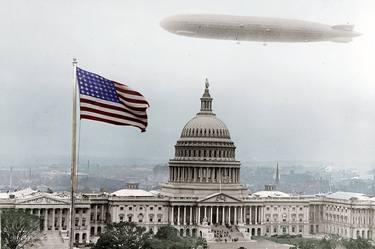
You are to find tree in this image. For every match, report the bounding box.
[1,209,41,249]
[150,225,204,249]
[296,240,317,249]
[342,238,375,249]
[154,225,180,242]
[93,222,152,249]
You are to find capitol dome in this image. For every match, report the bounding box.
[179,80,232,141]
[160,79,249,199]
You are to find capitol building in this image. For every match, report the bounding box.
[0,82,374,247]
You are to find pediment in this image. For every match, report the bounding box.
[17,195,69,205]
[198,192,242,203]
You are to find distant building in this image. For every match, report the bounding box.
[0,83,374,246]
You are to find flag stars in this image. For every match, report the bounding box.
[76,68,120,103]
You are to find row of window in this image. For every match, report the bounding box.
[265,206,304,212]
[265,225,303,234]
[119,214,163,223]
[181,128,230,138]
[175,148,235,158]
[119,205,163,211]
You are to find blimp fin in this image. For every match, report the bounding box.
[332,24,354,31]
[331,37,352,43]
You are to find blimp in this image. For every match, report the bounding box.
[160,14,361,43]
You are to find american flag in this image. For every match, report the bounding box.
[76,67,149,132]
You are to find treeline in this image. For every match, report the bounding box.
[93,222,206,249]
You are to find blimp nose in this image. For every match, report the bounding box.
[160,16,177,32]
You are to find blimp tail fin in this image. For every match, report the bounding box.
[332,24,354,31]
[331,37,352,43]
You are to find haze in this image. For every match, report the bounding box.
[0,0,374,167]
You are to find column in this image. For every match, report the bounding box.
[211,168,215,183]
[59,209,63,230]
[210,206,213,224]
[255,206,258,224]
[240,206,243,224]
[206,167,209,182]
[249,206,252,225]
[199,168,203,182]
[194,168,197,182]
[234,206,237,225]
[170,206,174,224]
[101,205,105,221]
[177,206,180,225]
[198,206,201,225]
[229,206,231,224]
[216,206,219,225]
[222,206,225,225]
[189,206,192,225]
[44,209,48,231]
[67,208,71,232]
[183,206,187,225]
[52,209,55,230]
[204,206,207,220]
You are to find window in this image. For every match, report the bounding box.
[82,219,86,226]
[129,207,132,211]
[150,218,153,222]
[158,218,162,223]
[120,207,124,211]
[150,207,153,211]
[120,216,124,222]
[158,207,162,210]
[75,218,79,227]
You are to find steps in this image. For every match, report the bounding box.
[211,225,245,242]
[33,231,69,249]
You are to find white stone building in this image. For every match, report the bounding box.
[1,83,374,246]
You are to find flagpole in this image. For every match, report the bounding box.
[69,58,78,249]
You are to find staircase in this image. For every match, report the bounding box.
[211,225,245,242]
[34,231,69,249]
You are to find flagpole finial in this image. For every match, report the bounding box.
[72,58,77,65]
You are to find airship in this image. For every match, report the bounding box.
[160,14,361,43]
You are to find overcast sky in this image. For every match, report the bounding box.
[1,0,374,167]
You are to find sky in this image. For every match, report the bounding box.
[0,0,374,167]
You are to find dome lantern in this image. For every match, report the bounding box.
[199,78,214,115]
